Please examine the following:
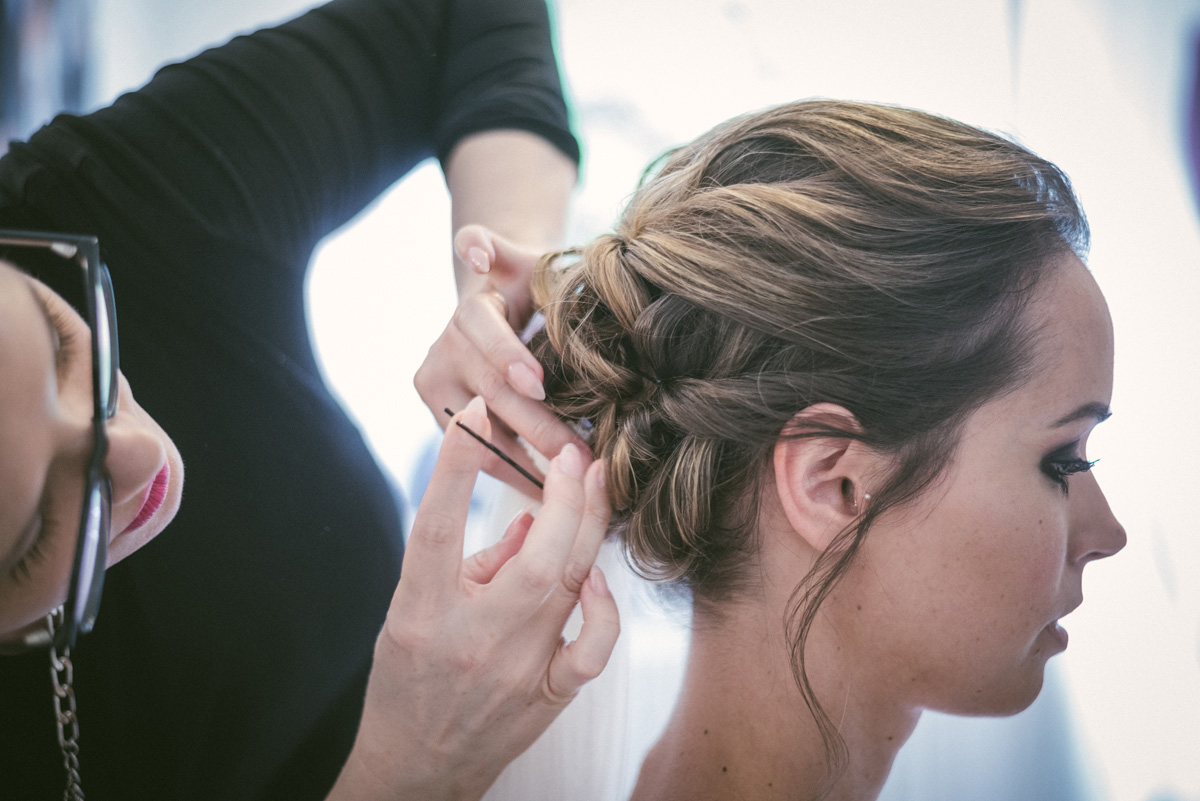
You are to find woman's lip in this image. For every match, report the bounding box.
[120,464,170,536]
[1044,621,1069,651]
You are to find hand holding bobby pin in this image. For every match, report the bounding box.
[326,396,618,801]
[415,225,588,495]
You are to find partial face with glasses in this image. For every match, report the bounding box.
[0,231,183,648]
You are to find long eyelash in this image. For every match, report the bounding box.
[32,289,79,374]
[8,510,58,585]
[46,302,79,374]
[1044,457,1098,496]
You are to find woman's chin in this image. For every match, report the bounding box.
[940,667,1048,718]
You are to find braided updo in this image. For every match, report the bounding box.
[531,100,1085,609]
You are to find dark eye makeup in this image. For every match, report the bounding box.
[1040,440,1097,496]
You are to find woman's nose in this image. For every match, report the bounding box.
[104,410,167,509]
[1069,473,1126,565]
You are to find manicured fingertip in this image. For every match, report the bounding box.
[467,246,491,273]
[508,362,547,401]
[555,443,585,481]
[587,458,606,492]
[589,565,610,596]
[502,508,536,541]
[462,395,488,423]
[450,397,492,452]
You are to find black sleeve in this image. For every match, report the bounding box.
[1,0,577,272]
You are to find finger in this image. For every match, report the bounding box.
[432,405,547,499]
[455,225,544,325]
[461,509,534,585]
[549,460,612,607]
[451,294,581,451]
[485,390,585,470]
[489,231,542,279]
[455,225,542,282]
[477,425,547,499]
[453,291,544,400]
[546,567,620,700]
[401,397,490,604]
[413,310,539,451]
[429,297,585,478]
[454,224,497,274]
[495,444,588,604]
[413,325,478,432]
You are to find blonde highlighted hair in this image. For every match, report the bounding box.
[530,99,1086,779]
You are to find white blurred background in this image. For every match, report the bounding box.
[8,0,1199,798]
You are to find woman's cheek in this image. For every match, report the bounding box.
[0,532,76,636]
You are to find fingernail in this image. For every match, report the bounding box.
[467,246,490,273]
[503,507,536,539]
[464,395,486,417]
[556,443,585,480]
[589,566,610,596]
[594,460,606,490]
[508,362,546,401]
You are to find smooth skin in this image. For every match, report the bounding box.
[631,253,1125,801]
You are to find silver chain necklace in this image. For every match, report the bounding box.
[47,607,86,801]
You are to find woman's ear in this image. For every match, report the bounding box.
[772,403,874,551]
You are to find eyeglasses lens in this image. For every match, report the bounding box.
[94,265,118,418]
[75,480,111,635]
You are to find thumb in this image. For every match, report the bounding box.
[454,223,498,274]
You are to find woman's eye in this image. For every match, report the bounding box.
[47,302,80,376]
[8,514,55,585]
[33,288,81,377]
[1042,457,1098,496]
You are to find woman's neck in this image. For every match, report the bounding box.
[630,596,920,801]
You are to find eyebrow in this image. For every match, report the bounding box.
[1051,402,1112,428]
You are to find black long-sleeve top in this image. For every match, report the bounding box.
[0,1,577,798]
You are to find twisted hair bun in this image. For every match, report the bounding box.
[529,99,1086,603]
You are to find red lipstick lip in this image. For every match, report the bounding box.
[120,463,170,536]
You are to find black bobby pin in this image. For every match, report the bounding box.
[626,364,663,386]
[442,408,544,490]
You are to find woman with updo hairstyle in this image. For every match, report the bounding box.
[527,100,1126,800]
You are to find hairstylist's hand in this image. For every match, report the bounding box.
[415,225,587,496]
[325,397,618,801]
